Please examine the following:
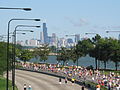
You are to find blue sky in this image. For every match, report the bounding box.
[1,0,120,41]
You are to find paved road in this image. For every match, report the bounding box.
[13,70,88,90]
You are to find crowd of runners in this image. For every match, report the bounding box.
[20,62,120,90]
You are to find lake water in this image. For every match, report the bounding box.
[30,55,120,70]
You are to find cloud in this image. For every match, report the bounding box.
[64,17,89,27]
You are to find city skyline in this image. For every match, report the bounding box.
[1,0,120,41]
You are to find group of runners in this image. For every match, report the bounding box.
[58,77,75,84]
[21,62,120,90]
[24,84,32,90]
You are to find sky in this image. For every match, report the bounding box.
[1,0,120,41]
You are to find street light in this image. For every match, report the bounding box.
[7,18,40,90]
[106,30,120,40]
[16,30,34,32]
[106,30,120,33]
[0,7,31,11]
[85,32,97,35]
[12,25,40,90]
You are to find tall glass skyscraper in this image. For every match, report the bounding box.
[43,23,48,44]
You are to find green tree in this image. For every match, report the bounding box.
[49,46,56,53]
[34,45,50,62]
[108,38,120,70]
[0,42,7,75]
[70,47,79,64]
[96,38,110,69]
[18,49,33,63]
[89,34,101,69]
[56,47,69,66]
[74,39,93,67]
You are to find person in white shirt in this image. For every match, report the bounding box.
[28,84,32,90]
[24,84,27,90]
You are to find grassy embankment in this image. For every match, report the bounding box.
[99,69,120,75]
[0,75,18,90]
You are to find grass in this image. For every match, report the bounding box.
[99,69,120,75]
[85,81,108,90]
[0,75,18,90]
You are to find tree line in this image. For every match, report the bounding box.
[0,34,120,75]
[57,34,120,70]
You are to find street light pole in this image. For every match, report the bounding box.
[11,32,26,89]
[7,18,40,90]
[12,25,40,90]
[0,7,31,11]
[106,30,120,40]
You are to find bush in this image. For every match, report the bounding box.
[86,65,93,70]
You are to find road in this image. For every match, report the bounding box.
[13,70,88,90]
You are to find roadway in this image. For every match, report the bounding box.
[13,70,88,90]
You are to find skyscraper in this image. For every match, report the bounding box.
[43,23,48,44]
[40,32,44,43]
[75,34,80,43]
[52,33,57,46]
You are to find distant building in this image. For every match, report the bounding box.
[59,38,66,47]
[52,33,57,46]
[17,40,24,46]
[66,38,74,48]
[48,36,52,46]
[29,39,38,46]
[25,40,29,45]
[118,34,120,40]
[40,32,44,43]
[75,34,80,43]
[67,38,73,43]
[43,23,48,44]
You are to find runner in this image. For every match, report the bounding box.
[23,84,27,90]
[28,84,32,90]
[96,84,101,90]
[59,77,62,84]
[65,77,67,84]
[71,78,75,85]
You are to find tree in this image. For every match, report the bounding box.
[96,38,110,69]
[34,45,50,62]
[0,42,7,75]
[70,47,79,64]
[108,38,120,70]
[89,34,101,69]
[18,49,33,63]
[74,39,93,67]
[56,47,70,66]
[49,46,56,53]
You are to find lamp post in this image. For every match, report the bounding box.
[11,32,26,87]
[0,7,31,11]
[7,18,40,90]
[85,32,97,35]
[11,32,26,90]
[0,7,31,90]
[12,25,40,90]
[106,30,120,33]
[106,31,120,40]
